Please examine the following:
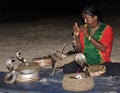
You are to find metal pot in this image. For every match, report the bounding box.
[4,51,40,84]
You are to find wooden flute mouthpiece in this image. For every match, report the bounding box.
[84,24,88,27]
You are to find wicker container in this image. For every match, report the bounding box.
[4,62,40,84]
[16,72,39,82]
[87,65,106,77]
[32,57,53,68]
[4,52,41,84]
[62,73,94,92]
[16,62,40,82]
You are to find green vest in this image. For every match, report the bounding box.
[84,23,107,65]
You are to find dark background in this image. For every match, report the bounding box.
[0,0,120,21]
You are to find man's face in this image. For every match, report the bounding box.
[82,13,97,26]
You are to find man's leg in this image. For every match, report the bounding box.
[103,62,120,76]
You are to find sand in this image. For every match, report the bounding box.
[0,15,120,72]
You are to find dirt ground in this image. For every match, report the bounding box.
[0,15,120,72]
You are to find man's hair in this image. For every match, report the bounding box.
[82,6,100,17]
[82,5,102,21]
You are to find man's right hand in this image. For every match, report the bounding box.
[73,22,80,36]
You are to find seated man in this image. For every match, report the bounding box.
[52,6,120,76]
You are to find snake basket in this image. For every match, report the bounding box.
[32,57,53,68]
[62,73,94,92]
[87,65,106,77]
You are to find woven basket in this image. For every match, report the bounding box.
[87,65,106,77]
[32,57,53,68]
[62,73,94,92]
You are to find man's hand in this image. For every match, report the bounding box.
[80,25,90,38]
[73,22,80,36]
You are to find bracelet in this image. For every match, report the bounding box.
[88,35,92,41]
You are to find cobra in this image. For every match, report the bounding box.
[4,51,40,84]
